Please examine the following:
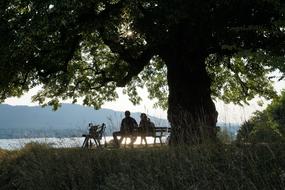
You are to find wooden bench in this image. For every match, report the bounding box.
[82,123,106,148]
[153,127,171,145]
[118,127,171,146]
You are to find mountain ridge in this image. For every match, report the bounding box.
[0,104,239,139]
[0,104,169,138]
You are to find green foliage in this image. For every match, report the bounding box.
[267,91,285,135]
[236,120,255,142]
[237,91,285,143]
[250,126,283,143]
[1,0,285,110]
[140,56,168,109]
[207,53,277,105]
[1,144,285,189]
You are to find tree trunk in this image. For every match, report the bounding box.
[165,53,218,145]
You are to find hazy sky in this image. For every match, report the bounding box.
[4,80,285,124]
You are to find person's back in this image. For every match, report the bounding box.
[139,114,155,134]
[113,110,138,147]
[147,118,155,133]
[120,116,138,133]
[139,113,155,145]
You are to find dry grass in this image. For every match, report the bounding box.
[0,143,285,190]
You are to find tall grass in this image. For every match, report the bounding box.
[0,143,285,190]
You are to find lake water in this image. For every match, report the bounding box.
[0,136,167,150]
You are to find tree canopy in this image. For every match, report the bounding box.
[1,0,285,143]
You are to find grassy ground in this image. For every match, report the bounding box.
[0,143,285,190]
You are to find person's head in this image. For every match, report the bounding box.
[140,113,147,121]
[125,110,131,117]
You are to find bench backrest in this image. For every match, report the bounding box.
[155,127,171,132]
[89,123,106,139]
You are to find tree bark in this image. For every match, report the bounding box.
[165,53,218,145]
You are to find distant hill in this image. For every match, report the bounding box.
[0,104,239,139]
[0,104,169,139]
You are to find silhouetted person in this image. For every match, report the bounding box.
[113,110,138,147]
[138,113,155,145]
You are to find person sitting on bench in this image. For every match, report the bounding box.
[113,110,138,147]
[138,113,155,145]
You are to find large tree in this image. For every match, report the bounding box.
[1,0,285,144]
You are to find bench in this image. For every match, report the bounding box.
[118,127,171,146]
[82,123,106,148]
[153,127,171,145]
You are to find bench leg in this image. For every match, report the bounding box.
[97,139,101,147]
[89,139,93,148]
[123,137,127,147]
[82,137,89,148]
[97,138,101,147]
[115,136,137,148]
[93,138,99,147]
[113,132,122,147]
[154,137,156,145]
[131,136,137,147]
[94,138,102,148]
[142,136,147,146]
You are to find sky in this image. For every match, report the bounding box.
[4,80,285,124]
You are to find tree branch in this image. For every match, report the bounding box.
[225,60,249,97]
